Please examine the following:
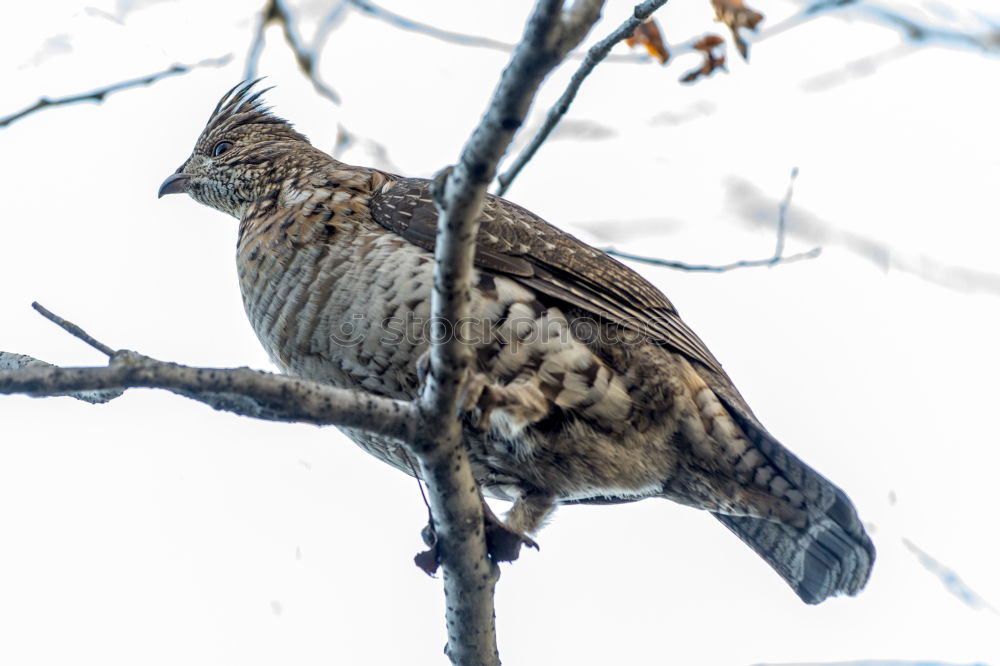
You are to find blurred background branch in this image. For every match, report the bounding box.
[0,55,231,129]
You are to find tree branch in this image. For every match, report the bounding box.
[765,0,1000,53]
[726,176,1000,294]
[346,0,646,63]
[245,0,342,105]
[759,0,1000,92]
[495,0,670,196]
[602,245,821,272]
[0,55,232,129]
[0,352,123,405]
[415,2,604,663]
[601,167,822,272]
[31,301,116,357]
[0,354,416,437]
[0,306,416,440]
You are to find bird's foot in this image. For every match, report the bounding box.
[483,497,538,562]
[412,496,538,575]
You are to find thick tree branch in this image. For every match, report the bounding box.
[2,304,416,437]
[0,353,123,405]
[0,316,415,443]
[0,354,417,438]
[416,2,604,664]
[0,56,232,129]
[496,0,670,196]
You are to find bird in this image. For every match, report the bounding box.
[159,81,874,604]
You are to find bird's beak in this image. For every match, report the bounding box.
[158,173,192,198]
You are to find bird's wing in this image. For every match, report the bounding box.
[369,177,735,384]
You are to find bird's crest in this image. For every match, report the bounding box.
[199,79,307,148]
[208,79,273,126]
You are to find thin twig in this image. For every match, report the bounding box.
[405,455,434,526]
[727,175,1000,294]
[602,167,822,272]
[31,302,115,357]
[312,2,352,54]
[0,55,232,129]
[348,0,518,52]
[245,0,341,105]
[346,0,649,63]
[774,166,798,259]
[602,246,822,271]
[495,0,671,196]
[759,0,1000,55]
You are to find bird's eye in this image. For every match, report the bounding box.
[212,141,234,157]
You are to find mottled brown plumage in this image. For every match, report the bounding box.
[159,82,874,604]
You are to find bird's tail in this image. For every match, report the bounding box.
[712,423,875,604]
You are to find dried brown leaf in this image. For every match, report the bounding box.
[626,17,670,64]
[711,0,764,61]
[682,34,727,83]
[694,35,725,51]
[414,544,440,575]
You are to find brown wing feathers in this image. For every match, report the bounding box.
[369,178,726,376]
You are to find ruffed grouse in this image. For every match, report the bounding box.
[159,82,874,604]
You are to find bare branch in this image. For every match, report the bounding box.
[495,0,670,196]
[347,0,519,53]
[31,302,115,357]
[759,0,1000,90]
[798,0,1000,52]
[602,245,822,272]
[0,55,232,129]
[773,166,798,259]
[312,2,352,54]
[415,2,605,663]
[1,306,417,442]
[245,0,341,105]
[345,0,650,63]
[423,0,606,449]
[726,176,1000,295]
[601,167,822,272]
[902,537,1000,614]
[0,352,123,404]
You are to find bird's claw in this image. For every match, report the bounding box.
[412,498,538,575]
[482,500,538,562]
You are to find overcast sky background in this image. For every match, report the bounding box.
[1,1,999,664]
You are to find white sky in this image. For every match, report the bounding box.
[1,1,999,665]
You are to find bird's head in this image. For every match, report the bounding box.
[158,80,310,219]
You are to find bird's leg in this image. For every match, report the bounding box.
[412,352,549,563]
[504,492,555,537]
[414,488,543,572]
[482,492,544,562]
